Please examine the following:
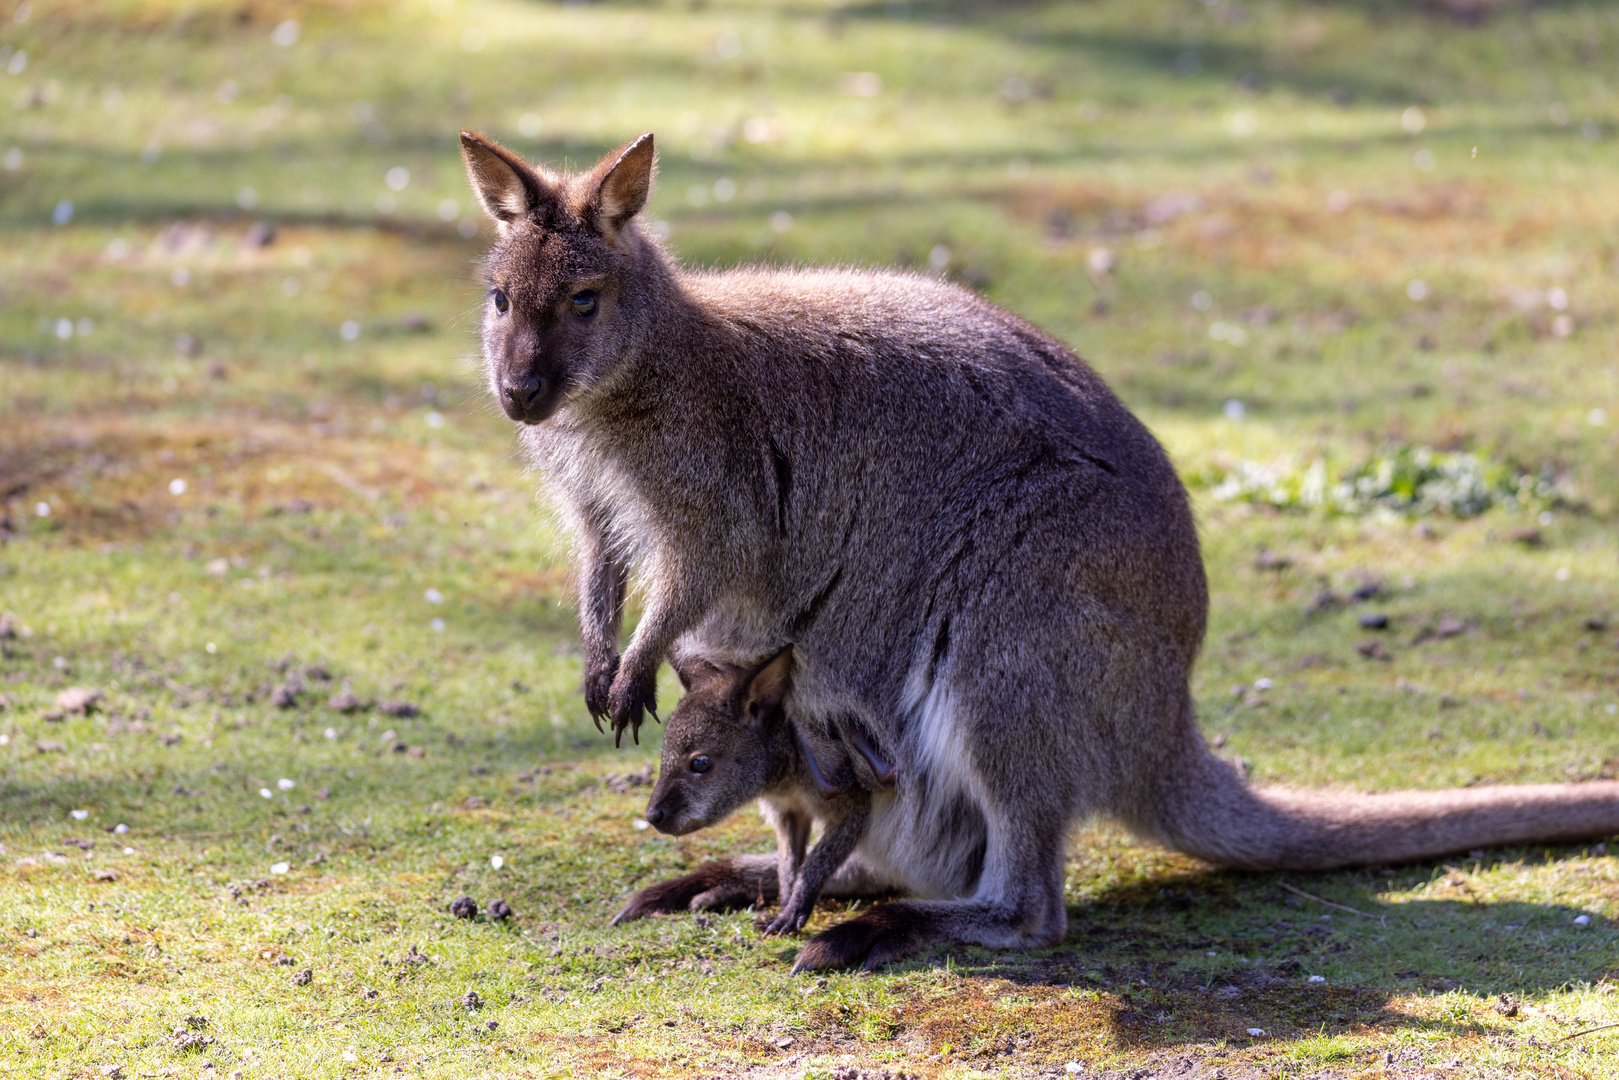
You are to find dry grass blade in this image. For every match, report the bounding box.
[1280,882,1388,927]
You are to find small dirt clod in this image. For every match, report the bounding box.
[290,968,312,986]
[488,897,513,921]
[450,896,478,920]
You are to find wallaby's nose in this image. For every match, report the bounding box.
[502,374,545,410]
[644,805,666,826]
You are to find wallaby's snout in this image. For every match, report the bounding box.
[498,369,551,424]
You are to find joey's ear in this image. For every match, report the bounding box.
[580,133,655,240]
[460,131,553,228]
[742,646,793,722]
[671,652,721,692]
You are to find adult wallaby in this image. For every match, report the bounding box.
[612,646,888,936]
[459,129,1619,972]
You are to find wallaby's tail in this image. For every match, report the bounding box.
[1137,743,1619,871]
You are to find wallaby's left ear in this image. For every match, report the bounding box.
[580,133,655,241]
[742,646,793,725]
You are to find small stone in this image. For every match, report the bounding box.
[1305,587,1343,615]
[1495,994,1519,1017]
[488,897,513,921]
[1254,547,1291,572]
[400,312,431,333]
[462,796,488,810]
[269,684,299,709]
[461,990,483,1011]
[378,699,420,717]
[100,1067,123,1079]
[93,869,117,882]
[291,967,312,986]
[1507,527,1544,548]
[1585,616,1609,632]
[406,746,425,759]
[1435,616,1466,639]
[243,222,277,247]
[484,1019,498,1031]
[1348,581,1382,603]
[36,740,66,753]
[1358,613,1389,630]
[1356,640,1389,661]
[327,688,365,713]
[275,954,296,966]
[54,687,104,714]
[450,896,478,920]
[362,988,381,999]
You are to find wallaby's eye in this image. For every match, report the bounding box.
[689,755,713,774]
[570,290,598,319]
[492,288,509,315]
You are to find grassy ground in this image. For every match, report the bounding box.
[3,0,1619,1076]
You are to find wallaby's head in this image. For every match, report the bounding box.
[459,130,659,425]
[644,647,795,836]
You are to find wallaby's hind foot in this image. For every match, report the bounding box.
[610,855,778,924]
[791,903,938,973]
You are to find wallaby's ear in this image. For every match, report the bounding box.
[671,652,720,692]
[742,646,793,724]
[580,133,655,240]
[460,130,553,229]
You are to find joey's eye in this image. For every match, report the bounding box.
[689,755,713,774]
[570,290,598,318]
[492,288,509,314]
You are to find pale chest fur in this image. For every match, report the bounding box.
[523,421,661,566]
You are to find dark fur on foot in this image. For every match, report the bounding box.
[790,902,936,974]
[610,858,773,924]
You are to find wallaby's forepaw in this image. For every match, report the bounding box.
[583,653,619,733]
[608,668,659,747]
[761,885,816,936]
[790,903,933,974]
[610,859,766,925]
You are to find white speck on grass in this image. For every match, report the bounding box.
[1539,511,1555,526]
[114,824,128,834]
[35,502,49,517]
[1223,399,1245,420]
[928,245,951,271]
[385,166,410,191]
[0,734,9,746]
[1401,106,1426,133]
[205,642,216,654]
[1308,975,1326,983]
[270,19,299,46]
[1065,1065,1083,1075]
[1192,290,1213,311]
[518,112,543,137]
[770,211,793,233]
[55,317,72,339]
[632,819,650,831]
[1590,409,1607,426]
[259,788,273,799]
[1574,914,1591,926]
[1254,678,1273,690]
[342,1051,357,1062]
[71,809,89,820]
[430,618,445,632]
[490,855,504,869]
[236,186,258,210]
[425,588,444,604]
[270,861,290,874]
[715,31,741,58]
[123,847,135,855]
[54,656,67,669]
[437,198,460,222]
[1407,279,1428,301]
[168,478,187,496]
[324,727,337,740]
[278,778,294,791]
[1247,1028,1267,1037]
[52,199,72,225]
[1413,149,1436,172]
[340,320,360,341]
[425,411,444,429]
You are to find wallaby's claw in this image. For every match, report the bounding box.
[584,654,619,736]
[608,669,658,749]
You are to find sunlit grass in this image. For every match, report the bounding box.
[3,0,1619,1076]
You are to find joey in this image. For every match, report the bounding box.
[623,647,885,935]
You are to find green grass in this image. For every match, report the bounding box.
[3,0,1619,1076]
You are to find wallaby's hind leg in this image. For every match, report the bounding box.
[792,806,1070,972]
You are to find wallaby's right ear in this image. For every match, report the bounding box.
[460,131,553,230]
[742,646,793,724]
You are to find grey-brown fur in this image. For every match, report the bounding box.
[612,646,873,935]
[460,130,1619,973]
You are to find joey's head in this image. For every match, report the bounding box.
[459,130,661,424]
[643,648,794,836]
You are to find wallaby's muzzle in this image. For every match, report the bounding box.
[498,369,561,424]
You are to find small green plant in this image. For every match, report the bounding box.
[1205,445,1567,518]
